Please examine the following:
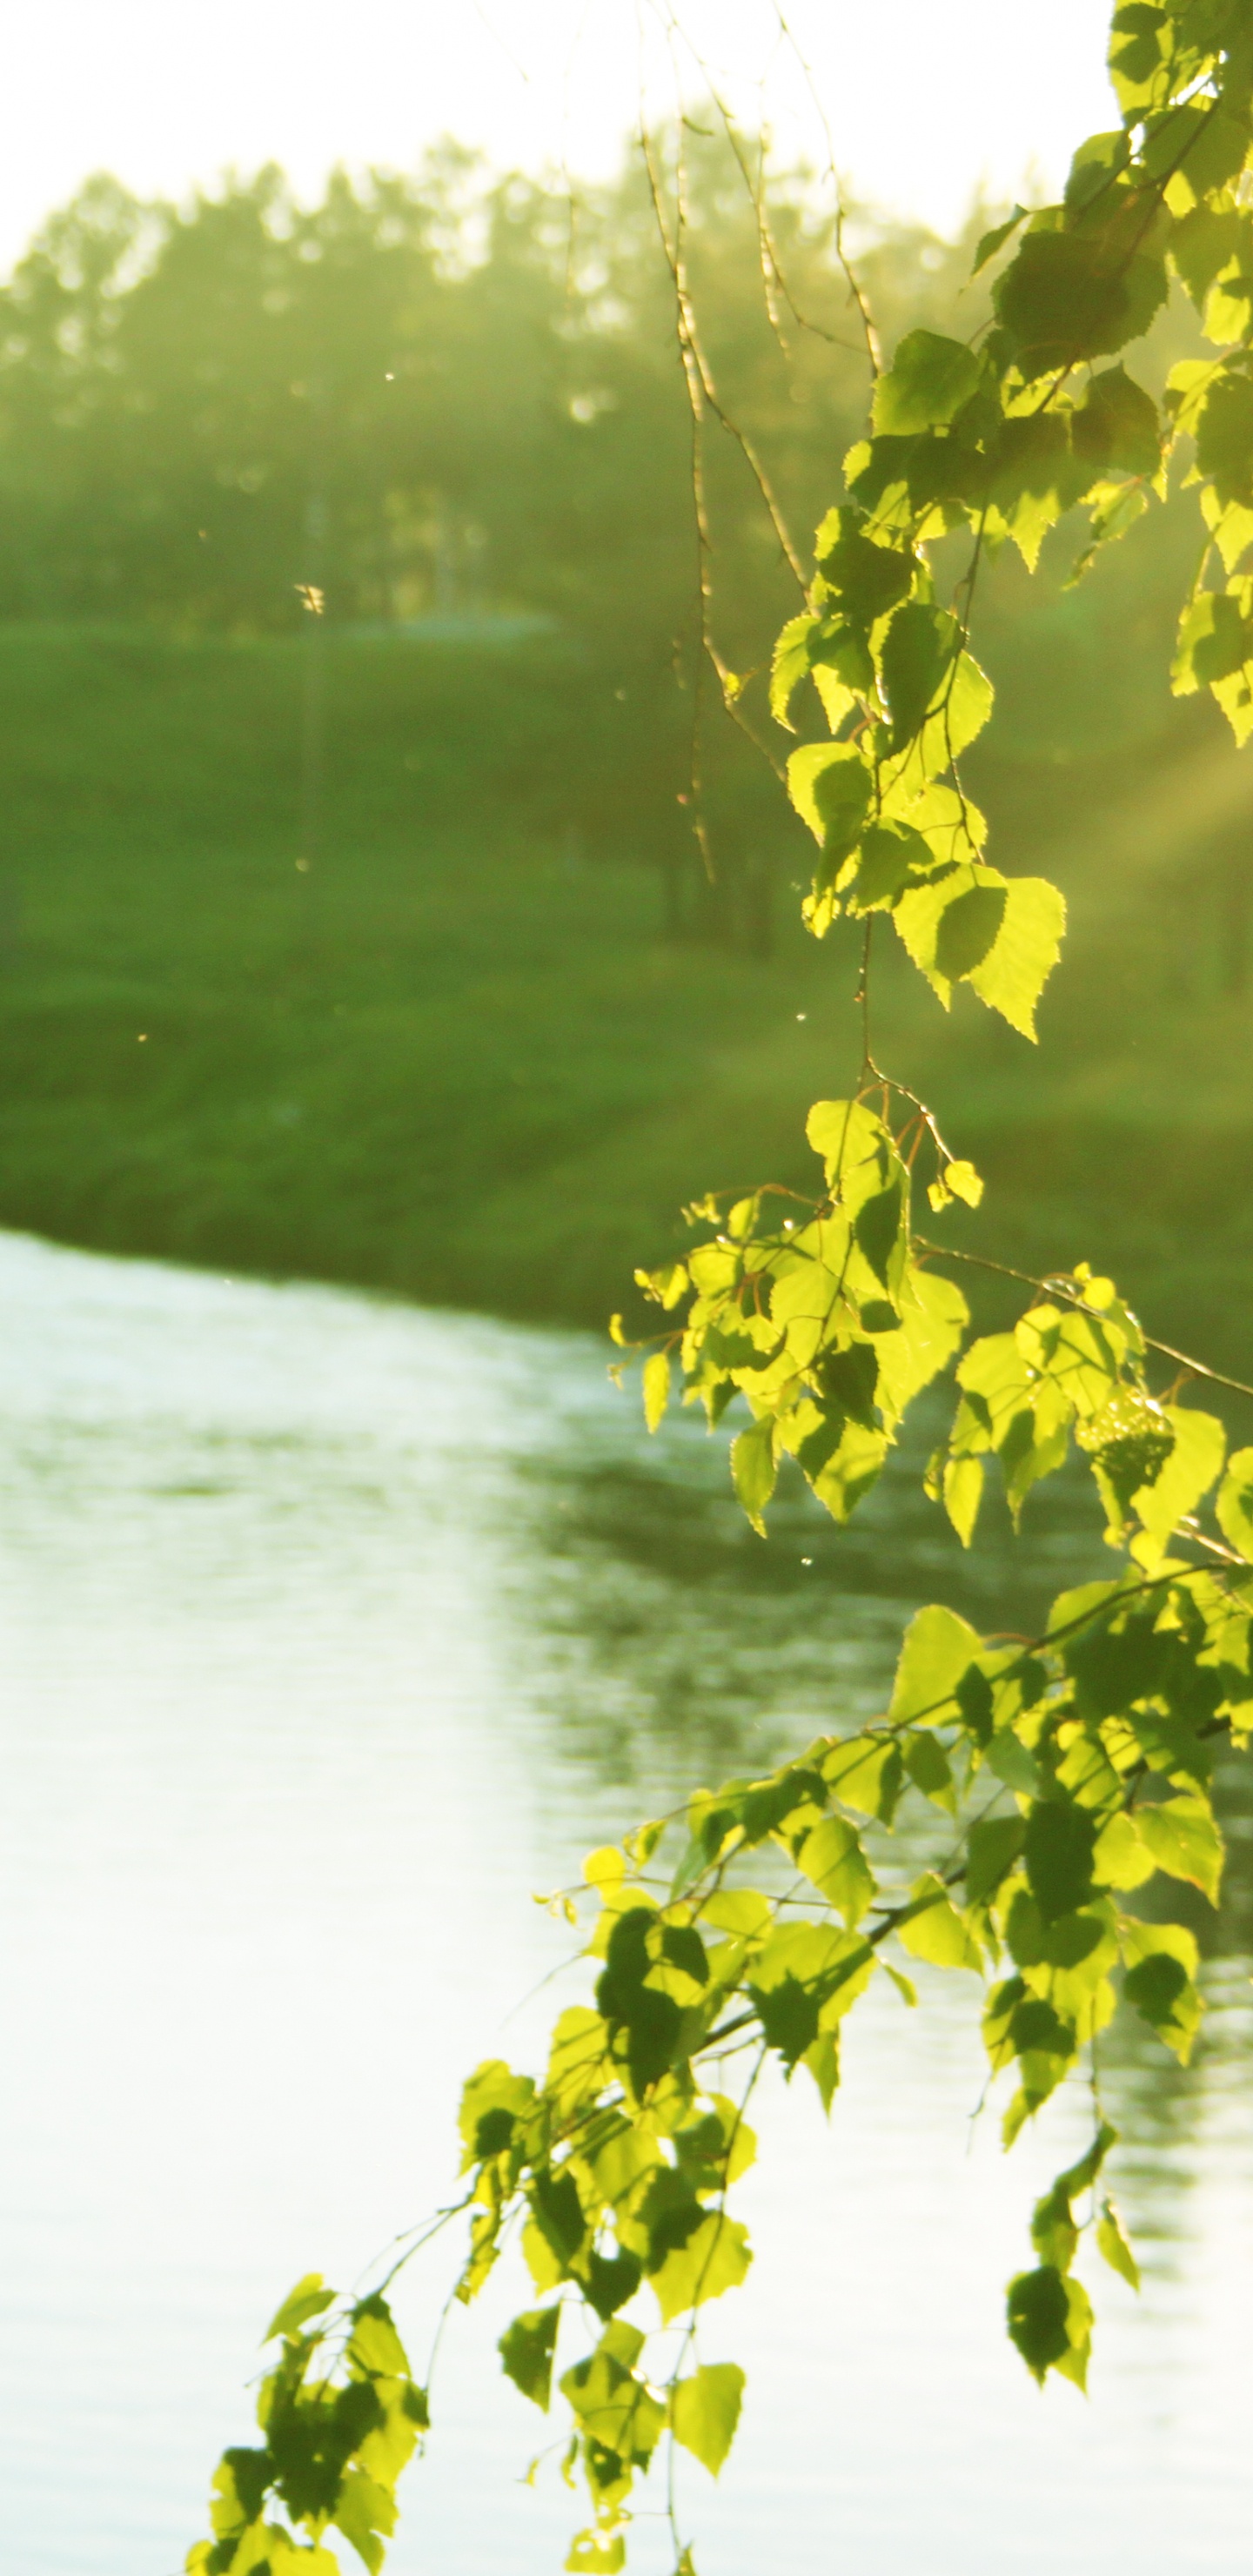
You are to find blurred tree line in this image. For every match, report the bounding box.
[0,138,976,633]
[0,132,1216,940]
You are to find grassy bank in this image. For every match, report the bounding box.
[1,624,1251,1373]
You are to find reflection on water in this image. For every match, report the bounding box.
[0,1231,1248,2576]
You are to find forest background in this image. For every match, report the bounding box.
[0,135,1247,1366]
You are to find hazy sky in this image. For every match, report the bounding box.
[5,1,1117,271]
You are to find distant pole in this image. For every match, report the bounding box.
[297,369,328,912]
[298,494,326,885]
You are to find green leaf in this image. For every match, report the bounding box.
[1005,2263,1069,2380]
[971,206,1028,277]
[1065,127,1129,216]
[966,1814,1027,1905]
[1071,366,1162,480]
[814,506,916,622]
[895,868,1065,1035]
[348,2293,412,2384]
[989,412,1080,571]
[1091,1809,1156,1891]
[843,819,935,914]
[1136,1794,1223,1903]
[797,1814,875,1927]
[1171,587,1251,692]
[1121,1919,1203,2063]
[895,1872,982,1970]
[748,1922,874,2062]
[636,1260,688,1311]
[1195,368,1253,511]
[883,649,994,794]
[560,2321,665,2463]
[565,2531,625,2574]
[771,614,819,730]
[946,1158,984,1207]
[580,2249,644,2323]
[888,1602,982,1725]
[1216,1444,1253,1557]
[1030,2180,1078,2274]
[1057,2120,1118,2203]
[995,229,1168,378]
[1024,1799,1097,1923]
[499,2305,560,2412]
[333,2464,400,2573]
[1170,205,1245,310]
[264,2276,336,2344]
[787,741,874,857]
[642,1350,671,1434]
[1108,1,1167,113]
[751,1968,821,2067]
[1068,476,1150,585]
[801,2029,841,2111]
[730,1415,777,1535]
[935,880,1007,979]
[879,600,960,751]
[1096,2199,1141,2291]
[821,1732,904,1823]
[1006,2264,1093,2388]
[669,2364,745,2476]
[853,1177,905,1288]
[1132,1405,1225,1554]
[771,613,871,730]
[902,1728,955,1809]
[804,1095,895,1194]
[458,2061,536,2168]
[872,330,982,434]
[942,1452,984,1546]
[965,876,1067,1037]
[648,2211,752,2325]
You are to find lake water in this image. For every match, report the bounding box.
[0,1229,1249,2576]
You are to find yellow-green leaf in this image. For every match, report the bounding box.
[1096,2198,1140,2291]
[731,1414,777,1534]
[1216,1444,1253,1559]
[264,2274,335,2343]
[888,1602,982,1724]
[649,2211,752,2324]
[797,1814,875,1927]
[642,1351,671,1433]
[670,2362,745,2476]
[1136,1794,1223,1904]
[896,1872,982,1970]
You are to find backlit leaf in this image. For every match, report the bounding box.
[499,2306,560,2412]
[649,2212,752,2325]
[1096,2199,1141,2290]
[1121,1919,1203,2063]
[888,1602,982,1725]
[1136,1794,1223,1903]
[643,1351,671,1434]
[787,741,874,858]
[971,206,1028,276]
[1024,1799,1097,1923]
[731,1415,777,1535]
[670,2364,745,2476]
[872,330,982,434]
[1216,1444,1253,1557]
[1071,366,1161,480]
[797,1814,875,1927]
[566,2531,625,2574]
[895,1873,982,1970]
[264,2276,335,2344]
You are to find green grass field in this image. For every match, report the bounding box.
[1,623,1251,1373]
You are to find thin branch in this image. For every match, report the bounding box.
[915,1237,1253,1403]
